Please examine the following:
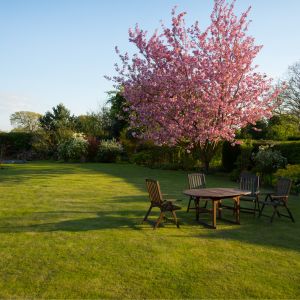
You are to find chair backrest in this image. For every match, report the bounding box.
[188,173,206,189]
[145,179,163,206]
[275,178,292,197]
[239,172,259,196]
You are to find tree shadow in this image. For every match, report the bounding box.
[0,163,85,184]
[0,193,194,232]
[0,210,147,233]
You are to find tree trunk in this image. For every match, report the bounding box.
[198,140,219,173]
[203,159,210,173]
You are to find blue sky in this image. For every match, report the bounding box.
[1,0,300,131]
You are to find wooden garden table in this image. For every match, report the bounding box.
[183,188,251,229]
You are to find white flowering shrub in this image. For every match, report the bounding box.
[253,145,287,175]
[97,139,123,163]
[58,133,88,162]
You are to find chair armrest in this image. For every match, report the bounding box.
[165,199,182,202]
[270,195,288,200]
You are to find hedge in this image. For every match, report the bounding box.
[0,132,33,159]
[222,140,300,171]
[272,142,300,164]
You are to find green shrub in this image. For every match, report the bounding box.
[57,134,88,162]
[252,145,287,185]
[131,148,171,168]
[131,144,201,170]
[130,142,223,171]
[86,136,100,162]
[131,150,153,166]
[97,139,123,163]
[229,168,241,182]
[273,164,300,194]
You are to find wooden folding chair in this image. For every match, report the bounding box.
[143,179,181,229]
[187,173,207,212]
[259,178,294,223]
[239,172,260,215]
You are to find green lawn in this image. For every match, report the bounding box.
[0,162,299,299]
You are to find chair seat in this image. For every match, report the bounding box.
[162,201,181,211]
[240,196,257,202]
[258,200,285,206]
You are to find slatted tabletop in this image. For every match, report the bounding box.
[183,188,251,199]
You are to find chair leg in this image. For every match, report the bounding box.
[194,198,198,210]
[233,201,237,216]
[271,205,279,223]
[277,209,281,218]
[254,199,260,217]
[259,203,265,218]
[187,197,192,212]
[256,199,260,215]
[154,212,164,229]
[284,204,295,223]
[196,205,199,221]
[143,205,152,223]
[171,210,180,228]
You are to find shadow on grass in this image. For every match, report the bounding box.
[0,163,84,184]
[0,210,146,232]
[0,206,198,233]
[0,162,189,195]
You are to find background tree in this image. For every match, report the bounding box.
[106,91,129,138]
[75,108,111,138]
[38,103,76,155]
[110,0,281,170]
[39,103,76,133]
[237,114,299,141]
[265,114,299,140]
[10,111,41,132]
[278,61,300,131]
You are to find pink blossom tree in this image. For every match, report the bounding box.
[109,0,282,171]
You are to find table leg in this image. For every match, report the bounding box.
[195,197,200,221]
[218,200,222,219]
[212,200,217,229]
[235,196,240,225]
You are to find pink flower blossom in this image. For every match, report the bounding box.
[109,0,282,148]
